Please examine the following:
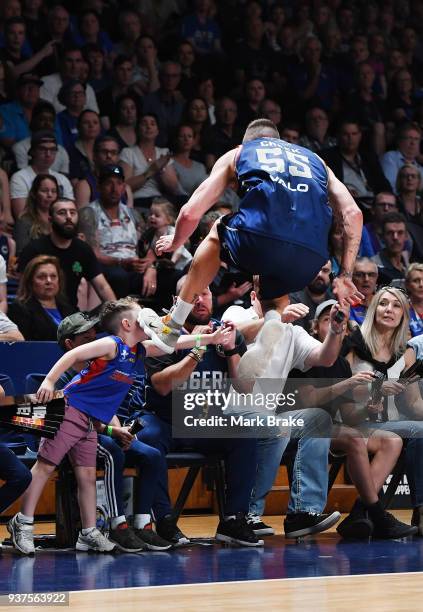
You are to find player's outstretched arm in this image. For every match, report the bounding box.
[156,148,238,255]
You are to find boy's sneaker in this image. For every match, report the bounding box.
[284,511,341,539]
[7,514,35,555]
[336,501,373,540]
[137,309,181,354]
[134,524,172,551]
[216,513,264,547]
[108,526,145,552]
[412,506,423,536]
[372,511,417,539]
[246,513,275,536]
[76,528,117,552]
[156,515,190,546]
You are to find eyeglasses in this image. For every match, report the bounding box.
[379,285,409,297]
[353,271,378,279]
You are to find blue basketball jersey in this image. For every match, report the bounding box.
[232,137,333,259]
[64,336,146,423]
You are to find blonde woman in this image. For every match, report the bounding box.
[343,286,423,534]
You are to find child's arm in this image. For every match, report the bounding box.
[143,323,235,357]
[36,337,117,403]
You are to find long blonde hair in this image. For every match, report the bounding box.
[361,287,410,358]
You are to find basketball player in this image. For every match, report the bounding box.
[138,119,364,354]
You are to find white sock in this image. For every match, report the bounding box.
[81,527,95,535]
[171,298,193,326]
[224,514,236,521]
[133,513,151,529]
[264,310,281,322]
[110,515,127,529]
[17,512,33,524]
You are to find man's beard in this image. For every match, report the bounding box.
[186,309,212,326]
[52,220,77,239]
[307,279,328,295]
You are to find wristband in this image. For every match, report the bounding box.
[194,334,206,350]
[106,425,113,437]
[224,339,247,357]
[188,348,204,363]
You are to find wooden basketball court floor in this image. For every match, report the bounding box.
[1,511,423,611]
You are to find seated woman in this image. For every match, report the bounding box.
[342,286,423,534]
[297,299,415,539]
[119,113,182,212]
[68,110,102,182]
[181,96,211,165]
[172,124,208,198]
[13,174,58,255]
[8,255,75,340]
[396,163,423,226]
[108,93,139,150]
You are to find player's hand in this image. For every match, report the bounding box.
[332,275,364,306]
[36,379,55,403]
[281,303,309,323]
[226,281,253,301]
[114,426,134,450]
[156,235,176,255]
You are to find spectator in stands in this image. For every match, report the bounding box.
[182,96,211,165]
[180,0,222,56]
[177,40,198,99]
[13,173,57,255]
[406,263,423,338]
[298,106,337,153]
[381,122,423,192]
[289,261,332,331]
[0,254,9,313]
[343,286,423,535]
[204,97,241,172]
[108,93,138,151]
[396,163,423,226]
[371,212,409,285]
[78,164,156,299]
[137,276,261,546]
[120,113,181,211]
[232,16,273,89]
[0,58,12,104]
[360,192,398,258]
[259,99,282,131]
[56,80,87,151]
[196,74,216,124]
[301,299,413,540]
[321,120,391,205]
[0,195,15,269]
[85,43,109,94]
[399,27,423,88]
[113,9,142,60]
[10,130,74,219]
[0,167,13,232]
[97,55,140,132]
[40,46,99,114]
[237,78,266,132]
[131,35,160,97]
[0,17,55,78]
[13,101,69,174]
[280,123,300,145]
[142,61,185,148]
[350,258,378,326]
[75,135,133,209]
[0,72,42,148]
[8,254,75,340]
[44,5,72,47]
[18,198,115,309]
[72,10,113,56]
[68,109,102,181]
[172,124,207,198]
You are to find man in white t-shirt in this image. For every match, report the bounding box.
[10,131,74,219]
[225,286,347,538]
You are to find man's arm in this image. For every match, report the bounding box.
[162,148,238,252]
[0,284,7,314]
[90,273,116,302]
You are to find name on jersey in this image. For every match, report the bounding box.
[269,174,309,192]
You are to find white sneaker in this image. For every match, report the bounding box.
[137,309,181,354]
[237,319,286,380]
[75,528,116,553]
[7,514,35,555]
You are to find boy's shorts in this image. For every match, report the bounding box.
[217,215,327,300]
[38,405,97,468]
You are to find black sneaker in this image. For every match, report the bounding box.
[108,526,145,552]
[216,513,264,547]
[134,524,172,551]
[337,512,374,540]
[156,515,190,546]
[412,507,423,536]
[284,511,341,539]
[246,513,275,536]
[372,511,418,539]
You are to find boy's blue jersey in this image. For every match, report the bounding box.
[64,336,146,423]
[232,137,332,260]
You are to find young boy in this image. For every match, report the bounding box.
[8,299,233,554]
